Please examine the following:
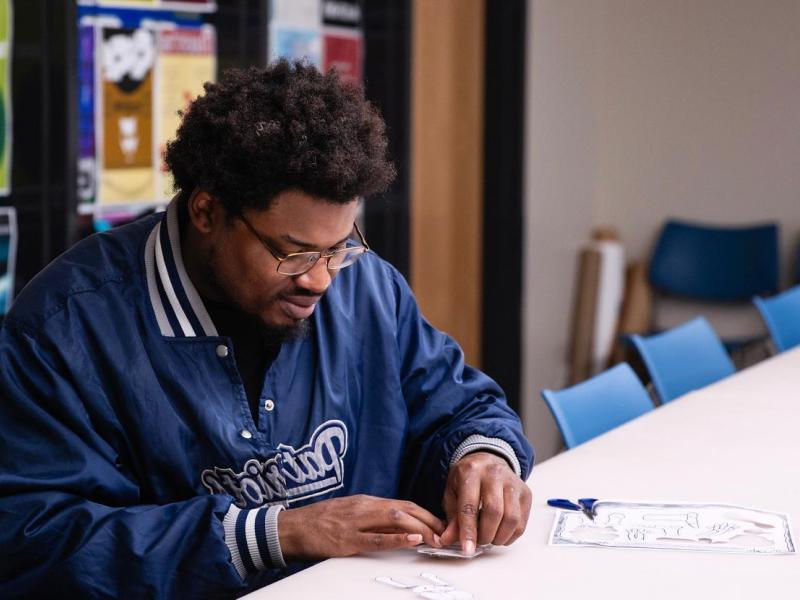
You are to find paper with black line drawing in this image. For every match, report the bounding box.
[549,500,794,554]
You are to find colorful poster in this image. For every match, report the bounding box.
[270,26,322,67]
[78,24,96,205]
[271,0,320,27]
[167,0,215,7]
[97,0,157,5]
[98,26,156,205]
[321,0,361,28]
[156,25,215,198]
[322,31,361,83]
[96,0,216,9]
[0,206,17,314]
[0,0,12,197]
[269,0,321,67]
[77,5,217,214]
[268,0,364,82]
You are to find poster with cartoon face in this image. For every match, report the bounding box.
[0,0,11,197]
[98,27,156,205]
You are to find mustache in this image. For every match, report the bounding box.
[283,287,323,299]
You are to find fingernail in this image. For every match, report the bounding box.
[433,534,442,547]
[407,534,423,544]
[465,540,476,556]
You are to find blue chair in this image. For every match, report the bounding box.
[649,220,779,301]
[541,363,654,449]
[754,285,800,352]
[631,317,735,403]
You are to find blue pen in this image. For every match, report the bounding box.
[547,497,598,521]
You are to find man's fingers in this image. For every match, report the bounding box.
[506,485,533,545]
[477,482,505,546]
[439,485,458,545]
[493,485,523,545]
[439,518,459,546]
[359,501,443,547]
[382,506,442,547]
[356,532,424,553]
[403,501,447,535]
[455,469,481,555]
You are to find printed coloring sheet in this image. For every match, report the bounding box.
[549,500,795,554]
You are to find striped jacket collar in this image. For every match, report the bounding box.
[144,199,219,338]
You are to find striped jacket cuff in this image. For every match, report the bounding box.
[222,504,287,579]
[449,434,522,477]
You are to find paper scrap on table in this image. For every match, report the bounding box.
[376,572,474,599]
[416,543,491,559]
[549,500,795,554]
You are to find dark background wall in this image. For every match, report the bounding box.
[2,0,525,419]
[3,0,412,293]
[5,1,77,291]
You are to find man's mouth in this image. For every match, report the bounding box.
[278,295,321,320]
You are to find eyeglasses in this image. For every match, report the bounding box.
[237,213,370,276]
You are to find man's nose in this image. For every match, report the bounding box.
[295,257,332,295]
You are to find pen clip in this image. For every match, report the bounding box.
[548,497,600,521]
[578,498,598,521]
[546,498,583,512]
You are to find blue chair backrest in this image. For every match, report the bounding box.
[649,220,778,301]
[754,285,800,352]
[631,316,735,403]
[541,363,654,449]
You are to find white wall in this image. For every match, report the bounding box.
[594,0,800,276]
[522,0,601,460]
[522,0,800,462]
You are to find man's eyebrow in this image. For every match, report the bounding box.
[280,233,351,250]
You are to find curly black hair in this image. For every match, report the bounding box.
[164,60,395,215]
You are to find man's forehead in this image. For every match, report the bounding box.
[261,189,358,216]
[253,192,359,247]
[278,229,352,250]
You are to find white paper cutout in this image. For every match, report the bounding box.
[375,573,474,599]
[416,543,491,559]
[549,500,795,554]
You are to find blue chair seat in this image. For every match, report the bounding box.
[541,363,654,449]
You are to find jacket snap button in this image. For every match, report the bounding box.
[264,399,275,412]
[216,344,229,358]
[240,429,252,439]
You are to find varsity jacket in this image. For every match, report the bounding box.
[0,200,534,598]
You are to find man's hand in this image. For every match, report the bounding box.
[278,495,445,560]
[439,451,532,554]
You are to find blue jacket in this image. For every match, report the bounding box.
[0,201,533,598]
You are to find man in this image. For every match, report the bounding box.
[0,61,533,598]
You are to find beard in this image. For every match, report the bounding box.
[204,246,312,345]
[261,316,311,345]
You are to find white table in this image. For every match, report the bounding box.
[245,348,800,599]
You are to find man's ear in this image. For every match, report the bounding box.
[187,190,219,234]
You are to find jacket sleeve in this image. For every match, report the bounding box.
[387,266,535,514]
[0,320,247,599]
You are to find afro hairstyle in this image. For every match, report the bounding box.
[164,59,396,215]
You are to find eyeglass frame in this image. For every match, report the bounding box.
[236,212,371,276]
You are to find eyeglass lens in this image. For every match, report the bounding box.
[277,246,366,275]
